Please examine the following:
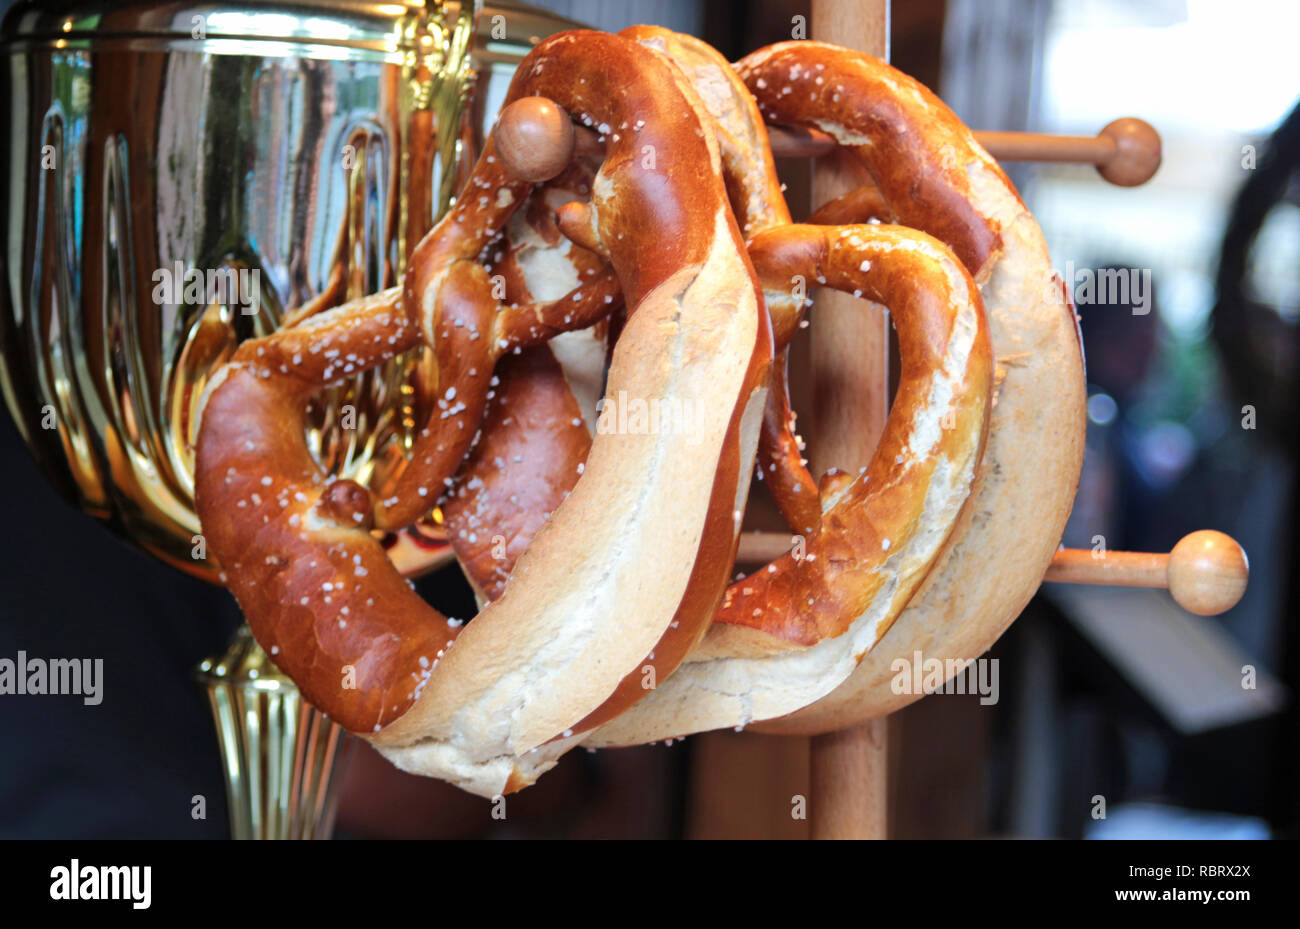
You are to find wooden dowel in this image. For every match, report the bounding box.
[737,529,1248,617]
[809,721,888,840]
[1044,530,1247,616]
[764,124,835,158]
[496,108,1162,189]
[735,531,800,565]
[1043,548,1168,587]
[975,129,1114,164]
[768,120,1159,186]
[769,124,1110,161]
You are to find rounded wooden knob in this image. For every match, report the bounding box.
[1097,117,1161,187]
[320,478,373,530]
[1167,530,1248,615]
[493,96,574,183]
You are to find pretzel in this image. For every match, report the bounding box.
[593,41,1085,744]
[195,30,771,796]
[442,164,614,603]
[626,27,824,535]
[368,142,618,532]
[585,221,993,743]
[196,30,1085,795]
[449,31,997,743]
[451,26,838,592]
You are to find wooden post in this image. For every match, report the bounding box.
[808,0,891,841]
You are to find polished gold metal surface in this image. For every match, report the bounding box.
[0,0,578,580]
[197,624,355,840]
[0,0,584,839]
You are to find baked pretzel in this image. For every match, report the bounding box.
[742,42,1086,735]
[449,25,841,591]
[625,27,824,536]
[414,31,999,743]
[447,31,1078,745]
[442,163,614,603]
[196,29,1084,794]
[195,30,770,795]
[594,41,1085,744]
[428,25,803,604]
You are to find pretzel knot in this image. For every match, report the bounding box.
[195,28,1083,796]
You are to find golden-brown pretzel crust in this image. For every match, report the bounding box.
[442,164,609,603]
[196,30,1085,791]
[197,30,771,795]
[711,224,991,647]
[588,40,1083,746]
[442,346,592,603]
[194,292,453,734]
[625,27,826,536]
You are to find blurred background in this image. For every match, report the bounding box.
[1,0,1295,838]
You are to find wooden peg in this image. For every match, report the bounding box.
[1044,530,1248,615]
[494,104,1161,189]
[770,119,1161,186]
[555,201,605,256]
[1095,117,1163,187]
[738,528,1248,615]
[765,124,836,158]
[976,117,1162,186]
[493,96,574,183]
